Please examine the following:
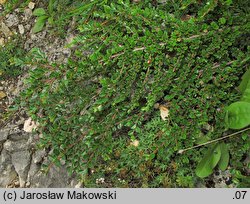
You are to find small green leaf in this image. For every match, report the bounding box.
[33,8,46,16]
[32,16,48,33]
[95,97,109,105]
[238,69,250,93]
[48,17,54,25]
[219,17,226,25]
[9,57,24,66]
[103,5,112,13]
[195,144,221,178]
[226,101,250,129]
[218,143,229,171]
[48,0,56,14]
[29,47,47,60]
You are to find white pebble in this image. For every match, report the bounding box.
[28,2,35,10]
[18,24,25,35]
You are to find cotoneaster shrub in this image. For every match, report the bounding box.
[20,0,250,187]
[0,37,26,79]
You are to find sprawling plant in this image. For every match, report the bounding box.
[21,0,250,187]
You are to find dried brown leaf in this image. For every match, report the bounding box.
[0,0,7,5]
[159,105,169,121]
[23,118,38,132]
[0,91,7,99]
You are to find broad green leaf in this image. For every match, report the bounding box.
[238,69,250,93]
[218,142,229,171]
[241,80,250,103]
[226,101,250,129]
[195,143,221,178]
[32,16,48,33]
[33,8,46,16]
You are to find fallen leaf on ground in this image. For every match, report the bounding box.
[159,105,169,121]
[23,118,38,132]
[28,2,35,10]
[1,22,12,37]
[130,140,139,147]
[0,0,7,5]
[0,38,4,46]
[0,91,7,99]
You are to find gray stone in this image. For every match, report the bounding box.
[25,181,31,187]
[0,166,18,187]
[1,22,12,37]
[212,169,235,188]
[28,2,35,10]
[27,159,40,180]
[8,132,30,141]
[0,129,8,143]
[4,140,29,152]
[0,149,18,187]
[5,14,19,27]
[29,164,76,187]
[214,181,228,188]
[73,181,83,188]
[0,149,11,171]
[24,24,31,31]
[23,8,33,20]
[15,117,25,126]
[11,151,31,187]
[33,149,46,164]
[27,148,47,182]
[0,38,4,46]
[8,125,22,135]
[18,24,25,35]
[27,156,78,188]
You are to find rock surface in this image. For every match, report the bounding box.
[0,127,79,187]
[0,2,79,188]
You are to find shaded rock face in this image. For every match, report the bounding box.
[0,149,18,187]
[0,127,79,187]
[28,158,79,188]
[0,3,80,188]
[0,129,8,142]
[11,150,31,187]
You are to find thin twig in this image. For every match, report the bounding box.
[212,60,234,69]
[110,52,125,59]
[107,29,224,60]
[178,127,250,154]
